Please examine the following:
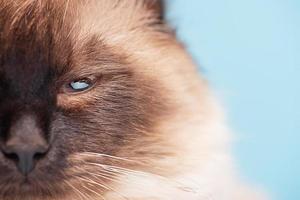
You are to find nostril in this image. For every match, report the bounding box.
[3,151,19,162]
[33,149,48,160]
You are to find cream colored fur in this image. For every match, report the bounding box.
[59,1,268,200]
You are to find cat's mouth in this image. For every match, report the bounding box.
[0,170,67,199]
[14,179,39,193]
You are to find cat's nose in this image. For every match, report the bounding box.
[2,144,48,175]
[1,114,49,176]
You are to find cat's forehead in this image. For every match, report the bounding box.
[0,0,160,73]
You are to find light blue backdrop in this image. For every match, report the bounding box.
[168,1,299,200]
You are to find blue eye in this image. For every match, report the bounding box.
[70,80,90,91]
[62,75,98,94]
[67,77,96,93]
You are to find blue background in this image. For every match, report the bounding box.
[168,1,299,200]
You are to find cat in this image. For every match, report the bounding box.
[0,0,265,199]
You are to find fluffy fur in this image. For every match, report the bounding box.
[0,0,265,199]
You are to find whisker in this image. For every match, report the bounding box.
[72,165,121,181]
[79,175,130,200]
[78,152,142,164]
[71,165,127,194]
[77,176,111,191]
[86,171,123,184]
[64,180,90,200]
[81,184,106,200]
[98,168,127,178]
[70,153,198,197]
[86,162,197,194]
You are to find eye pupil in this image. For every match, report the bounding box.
[70,79,91,91]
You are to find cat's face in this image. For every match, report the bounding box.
[0,0,176,199]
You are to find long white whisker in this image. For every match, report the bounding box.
[79,175,130,200]
[70,153,198,197]
[78,152,142,164]
[86,162,197,194]
[72,165,121,181]
[81,184,106,200]
[65,180,89,200]
[86,171,123,184]
[77,176,111,191]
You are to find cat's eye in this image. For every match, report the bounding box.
[70,79,90,91]
[63,76,97,93]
